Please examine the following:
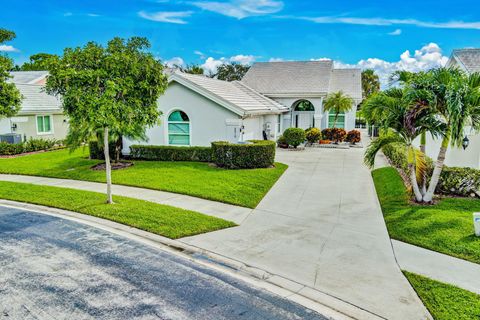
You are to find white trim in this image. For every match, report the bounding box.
[165,108,192,147]
[35,114,54,135]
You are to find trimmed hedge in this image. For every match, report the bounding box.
[0,138,57,156]
[89,141,116,160]
[211,140,275,169]
[130,145,212,162]
[283,128,305,148]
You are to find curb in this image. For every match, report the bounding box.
[0,200,386,320]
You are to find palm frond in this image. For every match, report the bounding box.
[414,149,427,184]
[364,134,404,168]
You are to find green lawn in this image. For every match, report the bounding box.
[0,148,287,208]
[372,167,480,264]
[0,181,235,239]
[404,272,480,320]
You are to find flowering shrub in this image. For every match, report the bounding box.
[276,135,289,148]
[322,128,346,143]
[346,130,361,144]
[305,127,321,143]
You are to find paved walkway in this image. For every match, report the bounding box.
[0,174,252,225]
[393,240,480,294]
[182,147,431,320]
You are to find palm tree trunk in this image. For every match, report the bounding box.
[333,112,338,128]
[420,132,427,196]
[423,134,449,203]
[408,147,423,202]
[104,127,113,204]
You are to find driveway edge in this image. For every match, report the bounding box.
[1,199,385,320]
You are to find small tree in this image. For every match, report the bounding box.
[214,63,250,81]
[283,128,305,148]
[0,29,22,120]
[323,91,354,128]
[361,69,380,99]
[46,37,168,204]
[19,53,59,71]
[182,64,204,75]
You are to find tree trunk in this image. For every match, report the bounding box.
[407,147,423,202]
[419,132,427,196]
[423,134,449,203]
[333,112,338,128]
[114,136,122,163]
[104,127,113,204]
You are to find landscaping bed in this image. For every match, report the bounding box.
[372,167,480,264]
[404,272,480,320]
[0,181,235,239]
[0,148,287,208]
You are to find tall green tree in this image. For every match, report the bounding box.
[214,63,250,81]
[323,91,354,127]
[0,29,22,120]
[361,69,380,99]
[46,37,168,204]
[19,53,59,71]
[181,64,204,75]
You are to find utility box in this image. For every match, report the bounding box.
[0,134,22,144]
[474,213,480,237]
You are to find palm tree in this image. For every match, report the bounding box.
[323,91,354,127]
[364,89,443,202]
[405,68,480,202]
[361,69,380,99]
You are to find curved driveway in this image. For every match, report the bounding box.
[182,146,431,320]
[0,206,328,320]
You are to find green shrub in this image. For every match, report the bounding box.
[346,130,361,144]
[305,127,321,143]
[130,145,212,162]
[438,167,480,197]
[0,138,57,156]
[283,128,305,148]
[211,140,275,169]
[276,135,288,148]
[89,140,116,160]
[0,142,24,155]
[322,128,347,143]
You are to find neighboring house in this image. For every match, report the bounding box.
[123,61,361,152]
[417,49,480,168]
[0,71,68,141]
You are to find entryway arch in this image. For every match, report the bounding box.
[292,99,316,129]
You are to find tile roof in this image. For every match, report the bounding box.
[241,61,334,96]
[9,71,49,84]
[171,72,288,115]
[16,84,62,114]
[450,49,480,74]
[329,68,362,100]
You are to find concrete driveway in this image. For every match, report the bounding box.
[0,206,329,320]
[182,146,431,320]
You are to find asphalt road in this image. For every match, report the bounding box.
[0,206,328,320]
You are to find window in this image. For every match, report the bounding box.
[328,112,345,128]
[168,110,190,145]
[36,115,52,134]
[277,114,281,133]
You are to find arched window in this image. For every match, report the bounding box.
[294,100,315,111]
[328,112,345,128]
[168,110,190,145]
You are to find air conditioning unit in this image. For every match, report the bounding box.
[0,134,22,144]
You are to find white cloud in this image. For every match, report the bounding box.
[200,54,256,74]
[191,0,283,19]
[87,13,100,17]
[0,45,19,52]
[165,57,185,67]
[194,50,206,59]
[269,57,284,62]
[138,11,193,24]
[295,15,480,30]
[310,57,332,62]
[334,42,449,87]
[388,28,402,36]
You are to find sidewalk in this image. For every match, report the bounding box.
[393,240,480,294]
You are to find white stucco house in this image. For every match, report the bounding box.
[417,49,480,168]
[0,71,68,142]
[123,61,362,153]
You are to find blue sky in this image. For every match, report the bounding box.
[2,0,480,82]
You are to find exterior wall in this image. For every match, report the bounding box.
[272,97,356,132]
[5,114,68,141]
[414,132,480,169]
[0,118,10,134]
[123,81,247,153]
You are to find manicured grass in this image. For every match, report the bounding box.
[0,148,288,208]
[372,167,480,264]
[404,272,480,320]
[0,181,235,239]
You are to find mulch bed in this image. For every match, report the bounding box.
[91,162,133,171]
